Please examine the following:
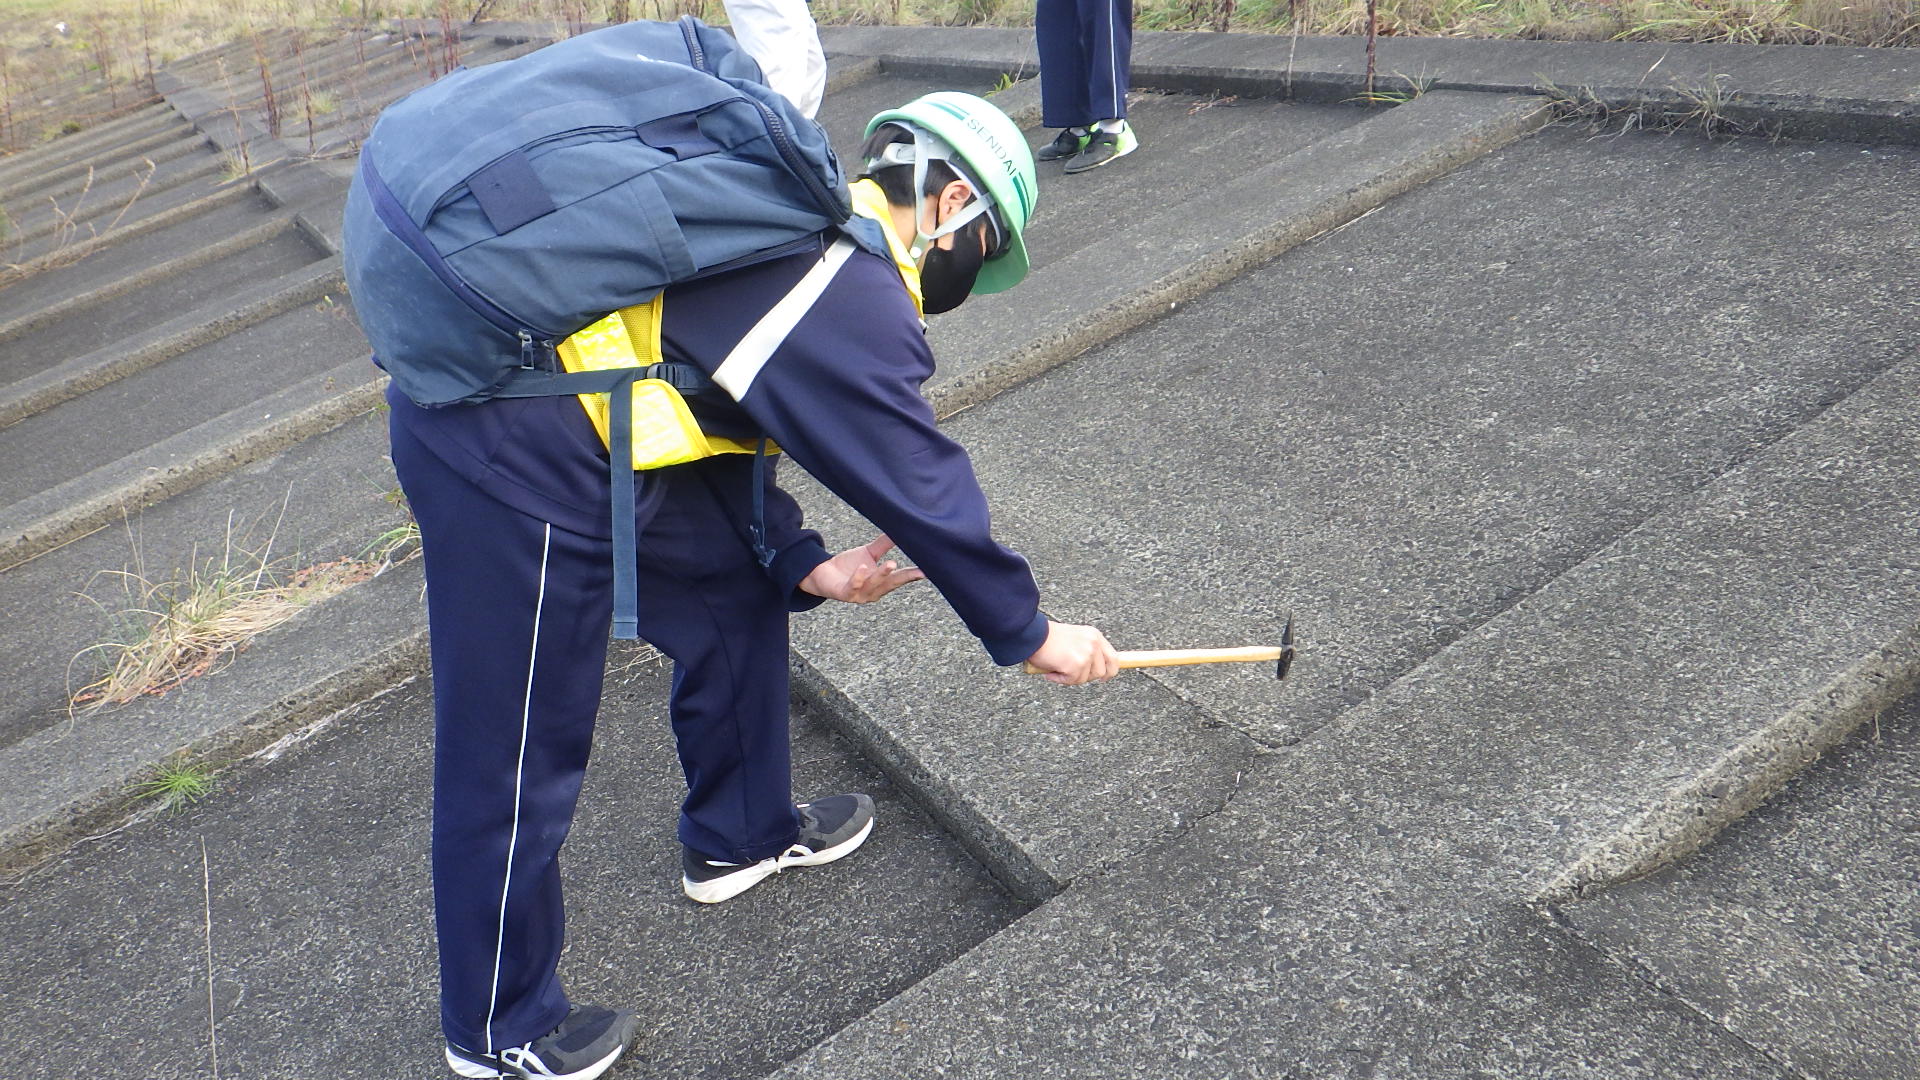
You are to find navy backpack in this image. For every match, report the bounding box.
[342,17,886,636]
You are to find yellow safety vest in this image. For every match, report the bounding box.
[555,296,765,471]
[557,179,918,470]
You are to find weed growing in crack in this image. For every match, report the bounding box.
[134,757,217,813]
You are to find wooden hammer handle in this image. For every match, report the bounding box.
[1023,645,1284,674]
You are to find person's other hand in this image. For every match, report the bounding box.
[1025,620,1119,685]
[799,534,927,604]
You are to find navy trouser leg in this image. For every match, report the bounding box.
[632,457,802,863]
[1036,0,1132,129]
[395,420,803,1052]
[394,420,615,1053]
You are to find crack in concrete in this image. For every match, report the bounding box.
[1539,902,1819,1080]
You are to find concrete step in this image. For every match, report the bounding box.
[772,257,1920,1080]
[1558,688,1920,1080]
[3,129,213,212]
[0,89,167,162]
[1,148,265,266]
[820,25,1920,145]
[0,102,170,171]
[0,216,320,372]
[0,117,199,199]
[0,247,342,424]
[786,119,1920,898]
[2,143,232,246]
[0,278,372,564]
[0,187,284,334]
[0,656,1026,1078]
[2,25,1914,1078]
[0,410,402,758]
[814,74,1369,278]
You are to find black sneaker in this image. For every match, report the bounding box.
[681,793,876,904]
[1063,121,1138,174]
[445,1005,637,1080]
[1035,126,1091,162]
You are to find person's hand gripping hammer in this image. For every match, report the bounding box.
[1025,621,1120,685]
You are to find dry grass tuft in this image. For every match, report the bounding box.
[68,506,420,712]
[69,553,379,709]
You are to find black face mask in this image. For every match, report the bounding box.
[919,217,990,315]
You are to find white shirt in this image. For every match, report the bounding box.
[721,0,826,118]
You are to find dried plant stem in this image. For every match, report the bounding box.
[201,836,221,1080]
[1364,0,1378,100]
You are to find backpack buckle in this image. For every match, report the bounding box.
[643,361,715,397]
[518,329,556,371]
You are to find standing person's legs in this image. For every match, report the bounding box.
[1037,0,1131,128]
[1036,0,1094,130]
[1089,0,1133,125]
[392,420,616,1056]
[631,457,803,863]
[1038,0,1136,170]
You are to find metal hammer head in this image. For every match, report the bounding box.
[1275,615,1296,680]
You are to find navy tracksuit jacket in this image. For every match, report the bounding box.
[1036,0,1133,129]
[388,228,1047,1054]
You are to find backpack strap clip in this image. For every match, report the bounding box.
[642,361,716,396]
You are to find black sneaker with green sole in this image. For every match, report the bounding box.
[1064,121,1139,174]
[1036,126,1092,162]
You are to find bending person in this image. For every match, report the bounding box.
[391,91,1120,1080]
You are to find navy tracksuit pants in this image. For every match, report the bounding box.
[1036,0,1133,129]
[392,419,803,1053]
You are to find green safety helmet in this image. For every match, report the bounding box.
[863,91,1038,296]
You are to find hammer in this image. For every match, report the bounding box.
[1024,617,1295,680]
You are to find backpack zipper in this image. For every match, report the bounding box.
[676,16,845,224]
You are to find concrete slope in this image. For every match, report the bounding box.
[1559,687,1920,1080]
[0,664,1026,1079]
[785,117,1920,896]
[0,105,179,189]
[774,285,1920,1080]
[0,24,1914,1080]
[819,25,1920,145]
[0,188,285,339]
[812,72,1368,277]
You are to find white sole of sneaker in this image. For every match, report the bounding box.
[447,1049,502,1079]
[445,1042,625,1080]
[682,815,875,904]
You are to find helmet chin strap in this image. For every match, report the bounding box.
[904,128,991,262]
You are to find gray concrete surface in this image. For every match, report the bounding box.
[814,73,1366,276]
[1,152,249,265]
[3,129,209,207]
[789,123,1920,897]
[774,336,1920,1080]
[2,145,231,246]
[0,663,1025,1080]
[920,89,1549,417]
[819,25,1920,144]
[0,193,286,347]
[1560,688,1920,1080]
[0,408,400,759]
[10,224,321,363]
[0,105,180,190]
[0,22,1914,1080]
[0,290,364,508]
